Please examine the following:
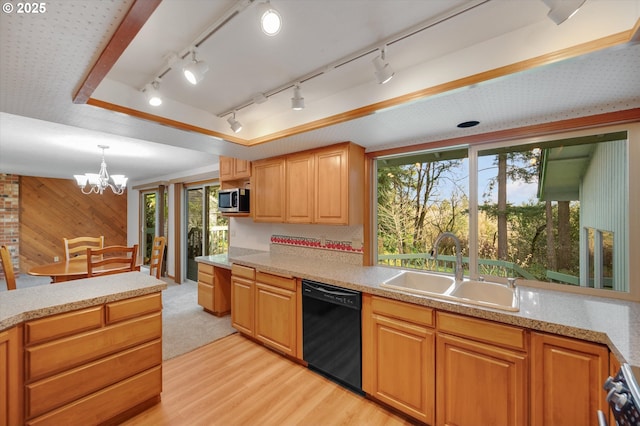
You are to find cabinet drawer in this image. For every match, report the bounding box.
[198,269,214,285]
[232,264,255,280]
[370,296,434,327]
[437,311,526,351]
[198,282,214,311]
[106,293,162,324]
[256,271,295,291]
[26,339,161,419]
[198,262,214,275]
[26,313,162,382]
[26,366,162,426]
[25,306,103,345]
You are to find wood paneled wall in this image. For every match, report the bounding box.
[19,176,127,273]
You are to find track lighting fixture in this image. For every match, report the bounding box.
[542,0,586,25]
[291,84,304,110]
[227,112,242,133]
[144,81,162,106]
[183,50,209,85]
[258,1,282,36]
[372,47,394,84]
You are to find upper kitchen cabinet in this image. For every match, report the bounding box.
[219,156,251,189]
[252,157,286,222]
[254,142,365,225]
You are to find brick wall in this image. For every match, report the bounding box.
[0,174,19,278]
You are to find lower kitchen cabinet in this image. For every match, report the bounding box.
[1,325,22,426]
[22,293,163,425]
[197,263,231,316]
[254,271,297,356]
[362,295,436,425]
[231,264,256,336]
[436,312,528,426]
[530,331,609,426]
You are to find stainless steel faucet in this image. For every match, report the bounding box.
[431,232,464,282]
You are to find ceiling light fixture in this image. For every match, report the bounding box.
[183,50,209,85]
[227,112,243,133]
[258,1,282,36]
[542,0,586,25]
[372,46,395,84]
[74,145,128,195]
[144,80,162,106]
[291,84,304,110]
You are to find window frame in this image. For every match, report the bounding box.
[371,122,639,302]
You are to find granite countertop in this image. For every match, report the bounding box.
[229,250,640,368]
[195,247,268,270]
[0,272,167,331]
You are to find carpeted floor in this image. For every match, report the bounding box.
[2,273,237,361]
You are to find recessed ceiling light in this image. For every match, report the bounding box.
[457,120,480,128]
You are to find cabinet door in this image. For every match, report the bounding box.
[531,332,609,426]
[285,153,314,223]
[1,326,23,426]
[219,156,234,181]
[234,159,251,179]
[254,282,297,356]
[252,158,285,222]
[314,146,349,224]
[231,276,254,336]
[366,311,435,424]
[436,333,528,426]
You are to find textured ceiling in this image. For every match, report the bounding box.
[0,0,639,183]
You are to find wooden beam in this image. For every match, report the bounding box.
[73,0,161,104]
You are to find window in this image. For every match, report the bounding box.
[376,130,630,295]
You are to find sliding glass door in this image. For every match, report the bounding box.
[185,184,228,281]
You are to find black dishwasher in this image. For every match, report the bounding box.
[302,279,362,394]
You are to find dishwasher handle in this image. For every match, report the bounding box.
[302,280,361,309]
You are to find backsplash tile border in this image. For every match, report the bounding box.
[271,234,364,253]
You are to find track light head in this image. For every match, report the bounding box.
[183,51,209,85]
[372,48,394,84]
[258,1,282,36]
[144,81,162,106]
[542,0,586,24]
[227,113,243,133]
[291,85,304,110]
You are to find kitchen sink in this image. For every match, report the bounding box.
[381,271,520,312]
[380,271,456,296]
[449,280,520,311]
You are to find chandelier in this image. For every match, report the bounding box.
[73,145,128,195]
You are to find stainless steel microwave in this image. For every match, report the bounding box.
[218,188,250,213]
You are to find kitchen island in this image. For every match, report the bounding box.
[0,272,167,426]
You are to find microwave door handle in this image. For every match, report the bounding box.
[232,191,238,207]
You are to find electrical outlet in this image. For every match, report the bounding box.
[320,235,326,246]
[53,256,59,262]
[351,238,362,249]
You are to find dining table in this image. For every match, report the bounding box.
[28,258,140,283]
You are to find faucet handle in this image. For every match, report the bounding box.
[507,277,517,288]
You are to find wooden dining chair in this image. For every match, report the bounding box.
[64,236,105,260]
[149,236,166,279]
[86,244,138,277]
[0,245,17,291]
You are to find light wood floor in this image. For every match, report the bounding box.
[122,333,416,426]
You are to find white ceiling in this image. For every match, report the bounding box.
[0,0,639,184]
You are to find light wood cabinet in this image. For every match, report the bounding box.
[530,331,609,426]
[253,142,365,224]
[285,152,314,223]
[231,264,256,336]
[22,293,162,425]
[254,271,297,356]
[251,157,286,222]
[1,325,23,426]
[362,295,435,424]
[220,155,251,182]
[197,263,231,316]
[436,311,528,426]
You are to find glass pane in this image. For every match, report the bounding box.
[205,186,228,255]
[376,147,469,274]
[477,134,627,291]
[186,188,203,281]
[143,192,156,264]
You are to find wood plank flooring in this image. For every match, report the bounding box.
[122,333,416,426]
